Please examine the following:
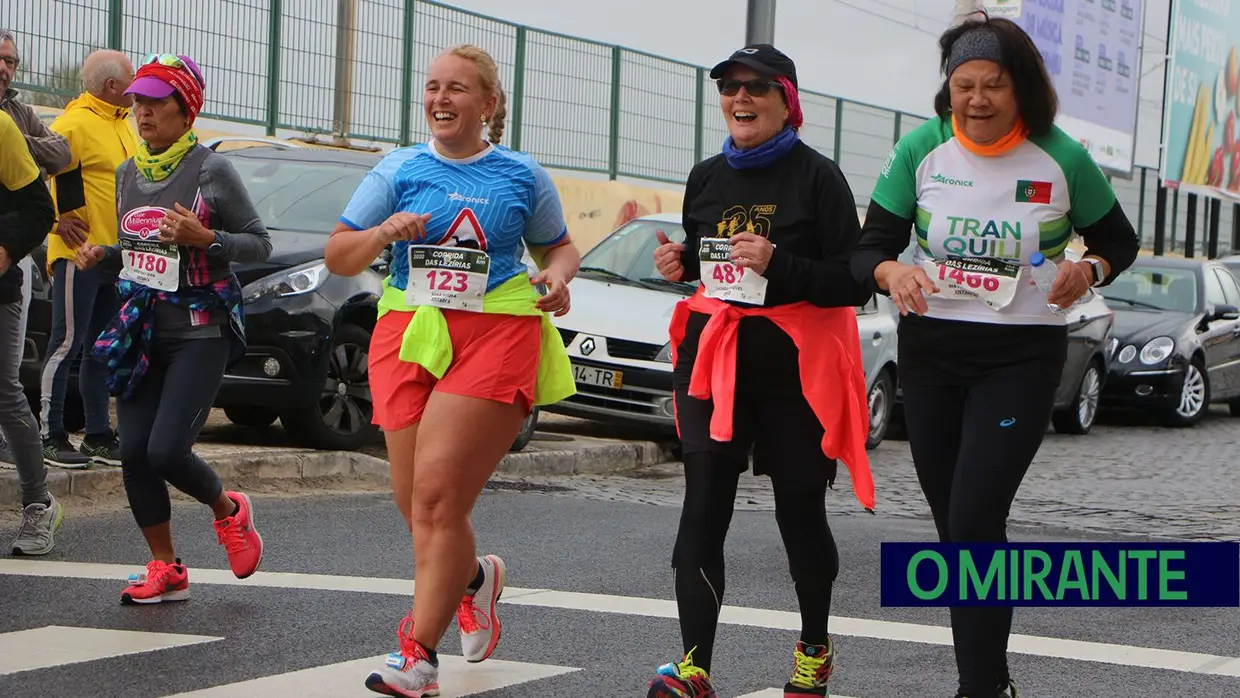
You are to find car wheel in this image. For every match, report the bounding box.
[1161,357,1209,427]
[224,406,279,428]
[280,323,378,450]
[509,406,539,452]
[866,368,895,450]
[1052,361,1101,435]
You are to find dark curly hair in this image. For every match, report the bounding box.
[933,12,1058,137]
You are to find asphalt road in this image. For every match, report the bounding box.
[1,484,1237,698]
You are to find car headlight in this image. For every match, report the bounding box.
[654,342,672,363]
[241,260,329,303]
[1139,336,1175,365]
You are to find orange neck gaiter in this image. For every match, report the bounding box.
[952,113,1028,156]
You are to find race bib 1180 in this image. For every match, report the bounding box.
[405,245,491,312]
[921,256,1021,311]
[118,206,180,292]
[698,238,768,305]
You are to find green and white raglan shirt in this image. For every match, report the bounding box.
[870,117,1116,326]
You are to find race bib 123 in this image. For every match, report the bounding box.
[405,245,491,312]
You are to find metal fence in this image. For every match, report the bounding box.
[3,0,1234,255]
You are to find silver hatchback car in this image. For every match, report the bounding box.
[543,213,900,449]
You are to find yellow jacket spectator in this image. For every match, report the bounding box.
[39,49,135,469]
[46,61,139,271]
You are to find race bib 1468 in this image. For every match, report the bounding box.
[405,245,491,312]
[921,256,1021,311]
[118,206,181,292]
[698,238,768,305]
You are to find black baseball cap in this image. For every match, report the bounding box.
[709,44,798,90]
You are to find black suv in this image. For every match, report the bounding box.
[20,138,539,452]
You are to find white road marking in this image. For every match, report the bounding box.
[2,560,1239,679]
[0,625,221,676]
[163,653,578,697]
[735,691,859,698]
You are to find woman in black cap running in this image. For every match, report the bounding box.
[646,43,875,698]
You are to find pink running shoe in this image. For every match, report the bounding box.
[213,491,263,579]
[456,554,506,662]
[121,559,190,605]
[366,613,441,697]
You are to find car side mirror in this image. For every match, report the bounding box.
[1212,303,1240,321]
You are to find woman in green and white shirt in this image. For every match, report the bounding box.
[851,15,1140,698]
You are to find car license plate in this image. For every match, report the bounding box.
[572,364,623,389]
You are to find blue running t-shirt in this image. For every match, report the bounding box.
[339,141,568,293]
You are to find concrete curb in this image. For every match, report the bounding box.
[0,436,674,505]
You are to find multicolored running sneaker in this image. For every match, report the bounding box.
[457,554,506,662]
[647,647,717,697]
[784,638,834,696]
[212,491,264,579]
[121,559,190,605]
[365,613,440,697]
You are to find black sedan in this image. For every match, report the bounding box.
[19,138,540,452]
[1098,254,1240,426]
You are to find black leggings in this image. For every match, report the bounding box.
[671,385,840,675]
[900,370,1059,696]
[119,334,229,528]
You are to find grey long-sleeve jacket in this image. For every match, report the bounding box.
[1,88,72,178]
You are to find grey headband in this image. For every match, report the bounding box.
[947,28,1003,77]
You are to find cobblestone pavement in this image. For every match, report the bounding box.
[498,407,1240,541]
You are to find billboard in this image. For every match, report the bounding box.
[978,0,1143,176]
[1160,0,1240,200]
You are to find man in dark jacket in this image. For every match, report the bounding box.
[0,29,72,469]
[0,108,61,555]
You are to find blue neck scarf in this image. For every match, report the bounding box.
[722,126,799,169]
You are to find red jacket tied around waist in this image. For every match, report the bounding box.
[668,289,876,512]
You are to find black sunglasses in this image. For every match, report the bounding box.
[715,78,783,97]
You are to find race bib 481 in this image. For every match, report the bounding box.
[698,238,768,305]
[405,245,491,312]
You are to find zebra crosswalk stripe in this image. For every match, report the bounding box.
[0,625,222,676]
[161,653,579,697]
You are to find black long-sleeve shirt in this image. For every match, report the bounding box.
[678,141,872,308]
[672,141,873,392]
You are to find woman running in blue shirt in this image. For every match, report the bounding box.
[324,43,581,697]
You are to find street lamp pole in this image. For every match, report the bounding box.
[746,0,777,45]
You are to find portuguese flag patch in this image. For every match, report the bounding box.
[1015,180,1052,203]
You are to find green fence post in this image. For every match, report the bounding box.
[833,98,843,162]
[265,0,283,137]
[608,46,622,180]
[693,67,704,165]
[510,26,526,151]
[892,112,902,146]
[108,0,124,50]
[398,0,415,145]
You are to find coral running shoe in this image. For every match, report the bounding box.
[647,647,717,697]
[213,491,263,579]
[365,613,440,697]
[784,638,835,696]
[121,559,190,605]
[457,554,506,662]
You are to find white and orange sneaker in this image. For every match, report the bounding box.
[456,554,506,663]
[366,613,440,697]
[121,559,190,605]
[213,491,264,579]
